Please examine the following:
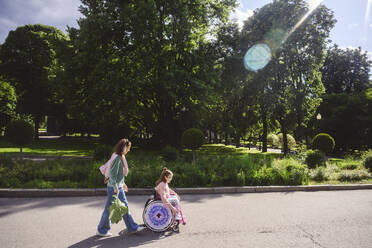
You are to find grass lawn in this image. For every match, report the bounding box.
[0,137,97,156]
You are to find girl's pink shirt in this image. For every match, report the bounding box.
[155,181,172,206]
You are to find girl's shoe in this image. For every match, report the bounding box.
[173,220,180,232]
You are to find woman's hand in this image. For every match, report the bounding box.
[114,188,118,194]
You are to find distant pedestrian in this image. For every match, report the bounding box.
[97,138,144,236]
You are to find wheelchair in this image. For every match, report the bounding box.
[142,190,179,233]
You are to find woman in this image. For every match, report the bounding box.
[97,138,144,236]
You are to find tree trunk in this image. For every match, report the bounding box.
[34,115,40,140]
[282,125,288,156]
[235,134,241,148]
[261,108,268,152]
[20,147,23,161]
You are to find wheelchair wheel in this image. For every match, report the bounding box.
[143,200,174,232]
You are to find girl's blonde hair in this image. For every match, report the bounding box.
[155,167,173,186]
[113,138,131,155]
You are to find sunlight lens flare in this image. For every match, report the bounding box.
[288,0,323,37]
[243,0,323,72]
[365,0,372,25]
[243,43,272,72]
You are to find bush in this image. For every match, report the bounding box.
[311,133,335,155]
[93,144,113,161]
[267,134,279,148]
[305,150,325,169]
[310,167,328,182]
[277,133,296,150]
[338,170,371,181]
[161,146,179,162]
[181,128,204,150]
[5,120,34,151]
[362,150,372,172]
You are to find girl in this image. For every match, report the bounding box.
[155,168,186,231]
[97,139,144,236]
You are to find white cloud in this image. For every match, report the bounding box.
[230,5,254,29]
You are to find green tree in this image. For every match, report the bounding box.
[5,120,34,156]
[0,24,69,139]
[321,45,372,94]
[181,128,205,163]
[240,0,336,155]
[0,77,17,133]
[65,0,236,146]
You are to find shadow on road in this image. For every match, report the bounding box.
[68,228,177,248]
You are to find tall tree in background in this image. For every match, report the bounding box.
[321,45,372,94]
[0,24,68,139]
[240,0,335,154]
[65,0,236,146]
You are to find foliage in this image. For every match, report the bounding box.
[277,133,296,150]
[161,146,179,162]
[241,0,336,154]
[305,149,325,169]
[0,78,17,130]
[5,120,34,150]
[109,195,128,224]
[311,133,335,155]
[267,133,279,148]
[0,24,69,139]
[93,144,113,161]
[338,169,371,182]
[181,128,205,150]
[310,166,328,182]
[321,45,371,94]
[317,90,372,152]
[362,150,372,172]
[253,158,309,185]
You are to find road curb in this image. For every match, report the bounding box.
[1,184,372,197]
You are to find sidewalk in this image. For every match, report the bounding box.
[1,184,372,197]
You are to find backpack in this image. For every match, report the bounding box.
[99,153,118,178]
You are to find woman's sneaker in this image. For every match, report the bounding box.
[96,231,112,237]
[129,226,145,234]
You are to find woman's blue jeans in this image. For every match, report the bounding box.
[97,186,139,234]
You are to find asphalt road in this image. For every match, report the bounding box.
[1,190,372,248]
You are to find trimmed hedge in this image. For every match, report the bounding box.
[311,133,335,155]
[5,120,34,148]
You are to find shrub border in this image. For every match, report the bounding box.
[1,184,372,197]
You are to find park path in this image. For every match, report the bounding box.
[1,190,372,248]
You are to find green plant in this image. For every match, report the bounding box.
[338,169,371,181]
[5,120,34,154]
[305,150,325,169]
[311,133,335,155]
[277,133,296,150]
[181,128,204,163]
[161,146,179,162]
[93,144,113,161]
[267,134,279,148]
[362,150,372,172]
[109,195,128,224]
[310,167,328,182]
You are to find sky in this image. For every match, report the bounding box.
[0,0,371,60]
